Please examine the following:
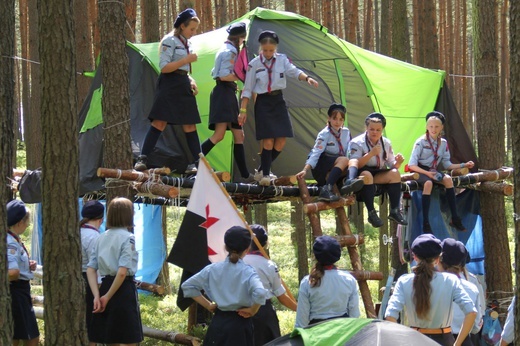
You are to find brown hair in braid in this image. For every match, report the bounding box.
[412,256,437,319]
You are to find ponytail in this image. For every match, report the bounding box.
[309,262,325,288]
[412,257,436,319]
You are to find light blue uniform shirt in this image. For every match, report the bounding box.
[501,297,515,344]
[211,42,237,79]
[349,133,396,169]
[385,272,476,328]
[242,53,302,99]
[81,225,100,273]
[181,257,267,311]
[295,269,360,328]
[306,126,351,169]
[7,233,33,281]
[87,228,138,276]
[159,34,192,72]
[243,253,286,300]
[409,136,452,170]
[451,276,482,334]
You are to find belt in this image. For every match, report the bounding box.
[260,89,282,96]
[172,69,189,75]
[103,275,135,282]
[411,327,452,335]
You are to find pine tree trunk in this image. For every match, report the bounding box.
[473,0,512,301]
[0,0,15,343]
[19,0,29,146]
[345,0,359,44]
[99,0,134,202]
[126,0,137,42]
[379,0,390,55]
[391,0,409,62]
[39,0,86,343]
[75,0,94,108]
[363,0,373,50]
[421,0,439,68]
[285,0,296,12]
[142,0,160,42]
[88,0,101,58]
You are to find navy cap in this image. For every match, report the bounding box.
[174,8,197,28]
[441,238,468,266]
[258,30,279,44]
[313,235,341,265]
[250,224,268,247]
[411,234,442,259]
[227,22,246,36]
[7,200,27,227]
[81,200,105,220]
[224,226,252,252]
[365,112,387,127]
[426,111,445,124]
[328,103,347,117]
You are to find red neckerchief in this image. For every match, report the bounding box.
[82,224,100,233]
[323,264,337,270]
[328,125,345,156]
[365,133,387,168]
[260,54,276,93]
[249,250,263,256]
[425,131,442,170]
[8,230,29,257]
[178,35,191,73]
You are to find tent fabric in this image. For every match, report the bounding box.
[78,7,477,191]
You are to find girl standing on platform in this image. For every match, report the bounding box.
[346,113,407,227]
[80,200,104,346]
[243,224,297,345]
[296,103,364,202]
[134,8,201,174]
[7,200,39,346]
[295,235,360,328]
[385,234,477,346]
[87,197,143,345]
[408,111,475,233]
[239,30,319,186]
[182,226,267,346]
[201,22,254,183]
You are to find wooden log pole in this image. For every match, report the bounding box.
[146,167,171,176]
[346,270,384,281]
[449,167,469,177]
[214,171,231,182]
[334,234,365,247]
[135,182,179,198]
[297,176,322,237]
[97,167,150,182]
[273,175,297,186]
[135,280,165,295]
[303,195,356,213]
[466,182,514,196]
[401,172,419,181]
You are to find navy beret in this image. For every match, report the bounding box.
[81,200,105,220]
[7,200,27,227]
[224,226,252,252]
[174,8,197,28]
[328,103,347,117]
[258,30,279,44]
[411,234,442,259]
[227,22,246,36]
[313,235,341,265]
[426,111,445,124]
[365,112,387,127]
[250,224,268,247]
[441,238,468,266]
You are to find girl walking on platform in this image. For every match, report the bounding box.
[135,8,201,174]
[240,30,319,186]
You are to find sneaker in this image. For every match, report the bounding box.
[388,208,408,225]
[235,173,256,184]
[423,222,432,234]
[254,169,277,182]
[450,217,467,232]
[367,209,384,228]
[341,178,365,195]
[134,155,147,171]
[259,175,271,186]
[318,184,340,202]
[185,163,198,174]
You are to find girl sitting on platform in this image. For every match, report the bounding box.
[296,103,364,202]
[295,235,360,328]
[408,111,475,233]
[346,112,407,228]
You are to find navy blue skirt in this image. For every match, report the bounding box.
[209,81,241,130]
[82,272,94,338]
[251,299,280,346]
[10,280,39,340]
[204,309,254,346]
[312,154,342,186]
[254,92,293,140]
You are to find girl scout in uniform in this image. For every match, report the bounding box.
[295,235,360,328]
[243,224,297,345]
[87,197,143,345]
[347,113,407,227]
[7,200,39,346]
[385,234,477,346]
[135,8,201,174]
[408,111,475,233]
[80,200,104,346]
[201,22,254,183]
[239,30,319,186]
[182,226,267,346]
[296,103,364,202]
[439,238,482,346]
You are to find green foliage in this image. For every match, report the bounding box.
[16,140,26,169]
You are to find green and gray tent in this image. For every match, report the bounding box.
[78,7,475,193]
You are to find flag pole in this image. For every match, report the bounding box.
[198,154,297,303]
